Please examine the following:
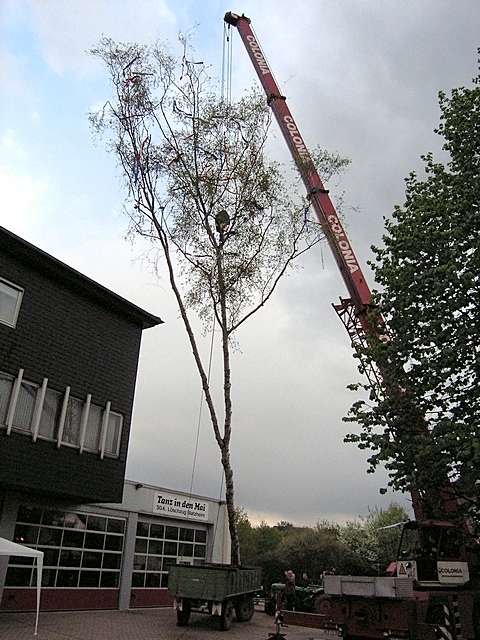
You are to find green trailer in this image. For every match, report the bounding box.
[168,563,262,630]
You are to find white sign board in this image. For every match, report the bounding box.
[437,561,469,585]
[153,491,209,522]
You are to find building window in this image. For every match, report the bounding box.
[62,396,83,447]
[84,403,102,452]
[105,412,122,457]
[0,372,14,426]
[0,278,23,328]
[6,506,125,588]
[0,369,123,459]
[132,521,207,589]
[38,388,62,439]
[13,380,38,432]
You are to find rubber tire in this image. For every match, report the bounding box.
[220,599,235,630]
[314,594,332,614]
[235,596,255,622]
[176,600,191,627]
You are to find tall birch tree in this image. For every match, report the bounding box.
[90,37,349,564]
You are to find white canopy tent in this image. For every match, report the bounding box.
[0,537,43,635]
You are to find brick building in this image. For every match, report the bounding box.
[0,225,161,503]
[0,226,230,611]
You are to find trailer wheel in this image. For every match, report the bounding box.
[314,594,332,614]
[220,599,235,630]
[176,600,191,626]
[235,596,255,622]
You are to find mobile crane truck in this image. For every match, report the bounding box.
[224,11,479,639]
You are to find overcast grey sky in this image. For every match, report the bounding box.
[1,0,479,525]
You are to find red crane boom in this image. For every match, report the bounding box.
[224,13,479,639]
[224,13,375,331]
[224,12,465,523]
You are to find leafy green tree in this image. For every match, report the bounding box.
[255,521,284,556]
[277,524,370,580]
[345,58,480,526]
[236,504,408,585]
[91,37,347,564]
[339,520,374,566]
[339,503,408,573]
[234,508,257,564]
[365,503,409,570]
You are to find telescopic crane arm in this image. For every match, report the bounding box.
[224,11,463,524]
[224,12,375,343]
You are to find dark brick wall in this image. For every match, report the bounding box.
[0,249,144,503]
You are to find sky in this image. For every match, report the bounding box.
[1,0,479,526]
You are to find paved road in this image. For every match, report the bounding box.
[0,607,335,640]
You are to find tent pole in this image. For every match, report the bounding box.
[34,556,42,636]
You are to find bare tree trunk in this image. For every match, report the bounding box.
[217,238,241,566]
[150,216,241,564]
[222,448,241,565]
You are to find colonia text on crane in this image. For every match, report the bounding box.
[327,214,360,274]
[246,34,269,75]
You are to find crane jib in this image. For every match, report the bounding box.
[226,11,471,562]
[231,13,371,306]
[282,118,361,275]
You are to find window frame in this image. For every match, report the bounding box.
[7,507,126,589]
[36,384,62,442]
[12,378,39,433]
[0,277,24,328]
[1,369,123,459]
[103,411,123,458]
[132,520,207,589]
